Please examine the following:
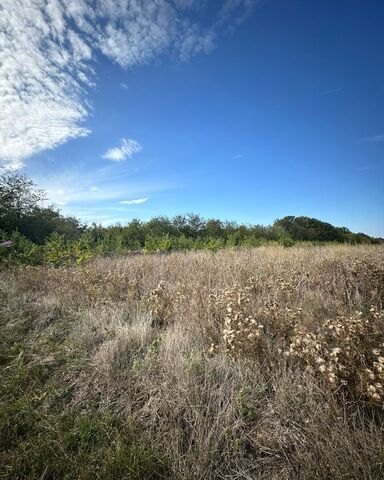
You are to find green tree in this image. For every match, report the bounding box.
[0,170,45,233]
[0,171,83,244]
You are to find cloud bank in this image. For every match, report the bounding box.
[0,0,256,170]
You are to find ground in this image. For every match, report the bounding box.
[1,245,384,479]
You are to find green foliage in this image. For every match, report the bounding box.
[242,235,265,248]
[0,230,43,265]
[205,237,226,253]
[74,232,98,264]
[279,236,295,247]
[0,171,44,228]
[43,232,95,266]
[0,171,83,244]
[43,232,70,266]
[145,234,172,253]
[236,385,255,419]
[170,234,196,250]
[275,216,345,242]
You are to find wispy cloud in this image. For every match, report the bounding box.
[102,139,142,162]
[322,88,342,96]
[362,134,384,143]
[37,164,176,207]
[357,165,374,171]
[0,0,255,170]
[120,198,149,205]
[218,0,257,28]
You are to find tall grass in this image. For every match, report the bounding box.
[1,245,383,479]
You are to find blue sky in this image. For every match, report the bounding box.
[1,1,383,236]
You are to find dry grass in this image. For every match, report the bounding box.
[1,244,384,479]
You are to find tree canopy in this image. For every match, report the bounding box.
[0,171,83,244]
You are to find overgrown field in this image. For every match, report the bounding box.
[1,245,384,479]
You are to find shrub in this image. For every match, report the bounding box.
[145,235,172,253]
[43,232,71,266]
[286,307,384,405]
[205,237,225,253]
[0,230,43,265]
[209,280,264,357]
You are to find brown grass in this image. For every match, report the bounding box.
[1,244,384,479]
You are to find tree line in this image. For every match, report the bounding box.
[0,171,382,265]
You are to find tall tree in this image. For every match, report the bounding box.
[0,170,82,243]
[0,170,45,233]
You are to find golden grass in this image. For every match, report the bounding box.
[1,244,384,479]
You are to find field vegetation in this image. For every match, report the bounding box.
[1,244,384,479]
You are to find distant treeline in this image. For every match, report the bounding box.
[0,171,382,265]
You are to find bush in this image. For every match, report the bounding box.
[145,235,172,253]
[205,237,225,253]
[43,232,71,266]
[279,236,295,247]
[286,307,384,405]
[0,230,43,266]
[43,232,94,266]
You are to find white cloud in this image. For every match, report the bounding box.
[89,186,99,191]
[102,139,142,162]
[120,198,148,205]
[0,0,256,169]
[0,0,91,170]
[363,134,384,143]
